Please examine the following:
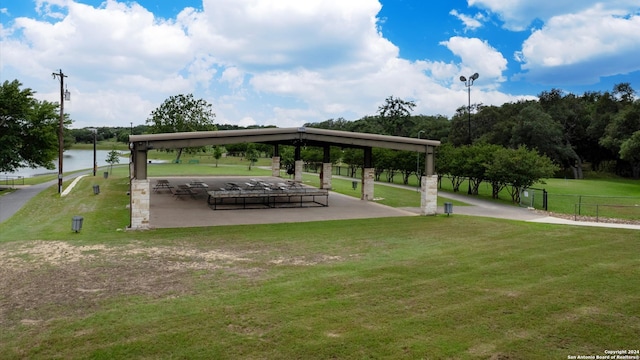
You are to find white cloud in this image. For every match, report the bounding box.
[440,37,508,85]
[468,0,638,31]
[0,0,534,129]
[449,9,484,31]
[193,0,395,71]
[515,4,640,84]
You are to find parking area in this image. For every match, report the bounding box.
[149,176,418,228]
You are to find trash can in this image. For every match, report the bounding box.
[72,216,83,232]
[93,185,100,195]
[352,181,358,190]
[103,171,109,179]
[444,202,453,216]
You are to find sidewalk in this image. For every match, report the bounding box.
[0,171,90,223]
[377,179,640,230]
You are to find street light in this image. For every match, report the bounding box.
[416,130,425,191]
[459,72,479,145]
[460,72,478,195]
[89,128,97,176]
[52,70,71,194]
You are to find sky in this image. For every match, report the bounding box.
[1,0,639,130]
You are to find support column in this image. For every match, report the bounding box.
[361,147,374,201]
[321,163,332,189]
[362,168,374,201]
[420,175,438,215]
[130,179,150,229]
[293,144,303,182]
[272,156,281,177]
[320,145,332,189]
[294,160,303,182]
[425,146,435,176]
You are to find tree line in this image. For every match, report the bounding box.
[2,79,639,196]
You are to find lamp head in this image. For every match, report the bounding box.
[459,76,467,82]
[471,73,479,80]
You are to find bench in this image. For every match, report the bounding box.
[171,186,196,199]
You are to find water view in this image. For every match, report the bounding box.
[1,150,125,179]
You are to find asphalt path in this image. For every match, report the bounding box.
[0,171,90,224]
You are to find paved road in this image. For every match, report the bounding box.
[0,172,90,224]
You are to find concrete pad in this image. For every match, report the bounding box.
[149,176,418,228]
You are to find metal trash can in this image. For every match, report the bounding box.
[444,202,453,216]
[93,185,100,195]
[72,216,83,232]
[103,172,109,179]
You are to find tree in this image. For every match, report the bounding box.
[372,148,394,181]
[392,150,417,185]
[245,143,259,170]
[462,143,502,195]
[510,102,569,166]
[0,80,63,173]
[212,146,223,167]
[146,94,217,162]
[539,89,589,178]
[342,148,363,177]
[435,143,466,192]
[377,96,416,136]
[619,131,640,179]
[485,146,559,203]
[105,149,120,174]
[600,101,640,176]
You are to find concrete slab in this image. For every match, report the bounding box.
[149,176,418,228]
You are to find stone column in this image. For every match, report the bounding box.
[420,175,438,215]
[294,160,303,182]
[130,179,150,229]
[321,163,332,189]
[361,168,375,201]
[272,156,281,177]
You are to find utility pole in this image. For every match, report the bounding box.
[52,70,70,194]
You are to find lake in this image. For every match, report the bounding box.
[1,150,126,178]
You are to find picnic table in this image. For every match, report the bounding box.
[171,184,197,199]
[186,180,209,190]
[206,186,329,210]
[153,179,173,192]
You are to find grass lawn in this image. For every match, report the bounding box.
[0,166,639,359]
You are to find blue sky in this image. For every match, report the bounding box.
[1,0,639,129]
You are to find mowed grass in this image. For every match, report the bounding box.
[0,169,639,359]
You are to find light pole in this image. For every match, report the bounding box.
[459,72,479,145]
[89,128,97,176]
[416,130,425,191]
[52,70,71,194]
[460,72,478,195]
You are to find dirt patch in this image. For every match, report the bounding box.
[0,240,344,328]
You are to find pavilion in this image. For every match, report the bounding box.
[128,127,440,229]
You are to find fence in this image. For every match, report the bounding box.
[0,176,26,187]
[572,204,640,222]
[521,189,640,222]
[519,187,548,210]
